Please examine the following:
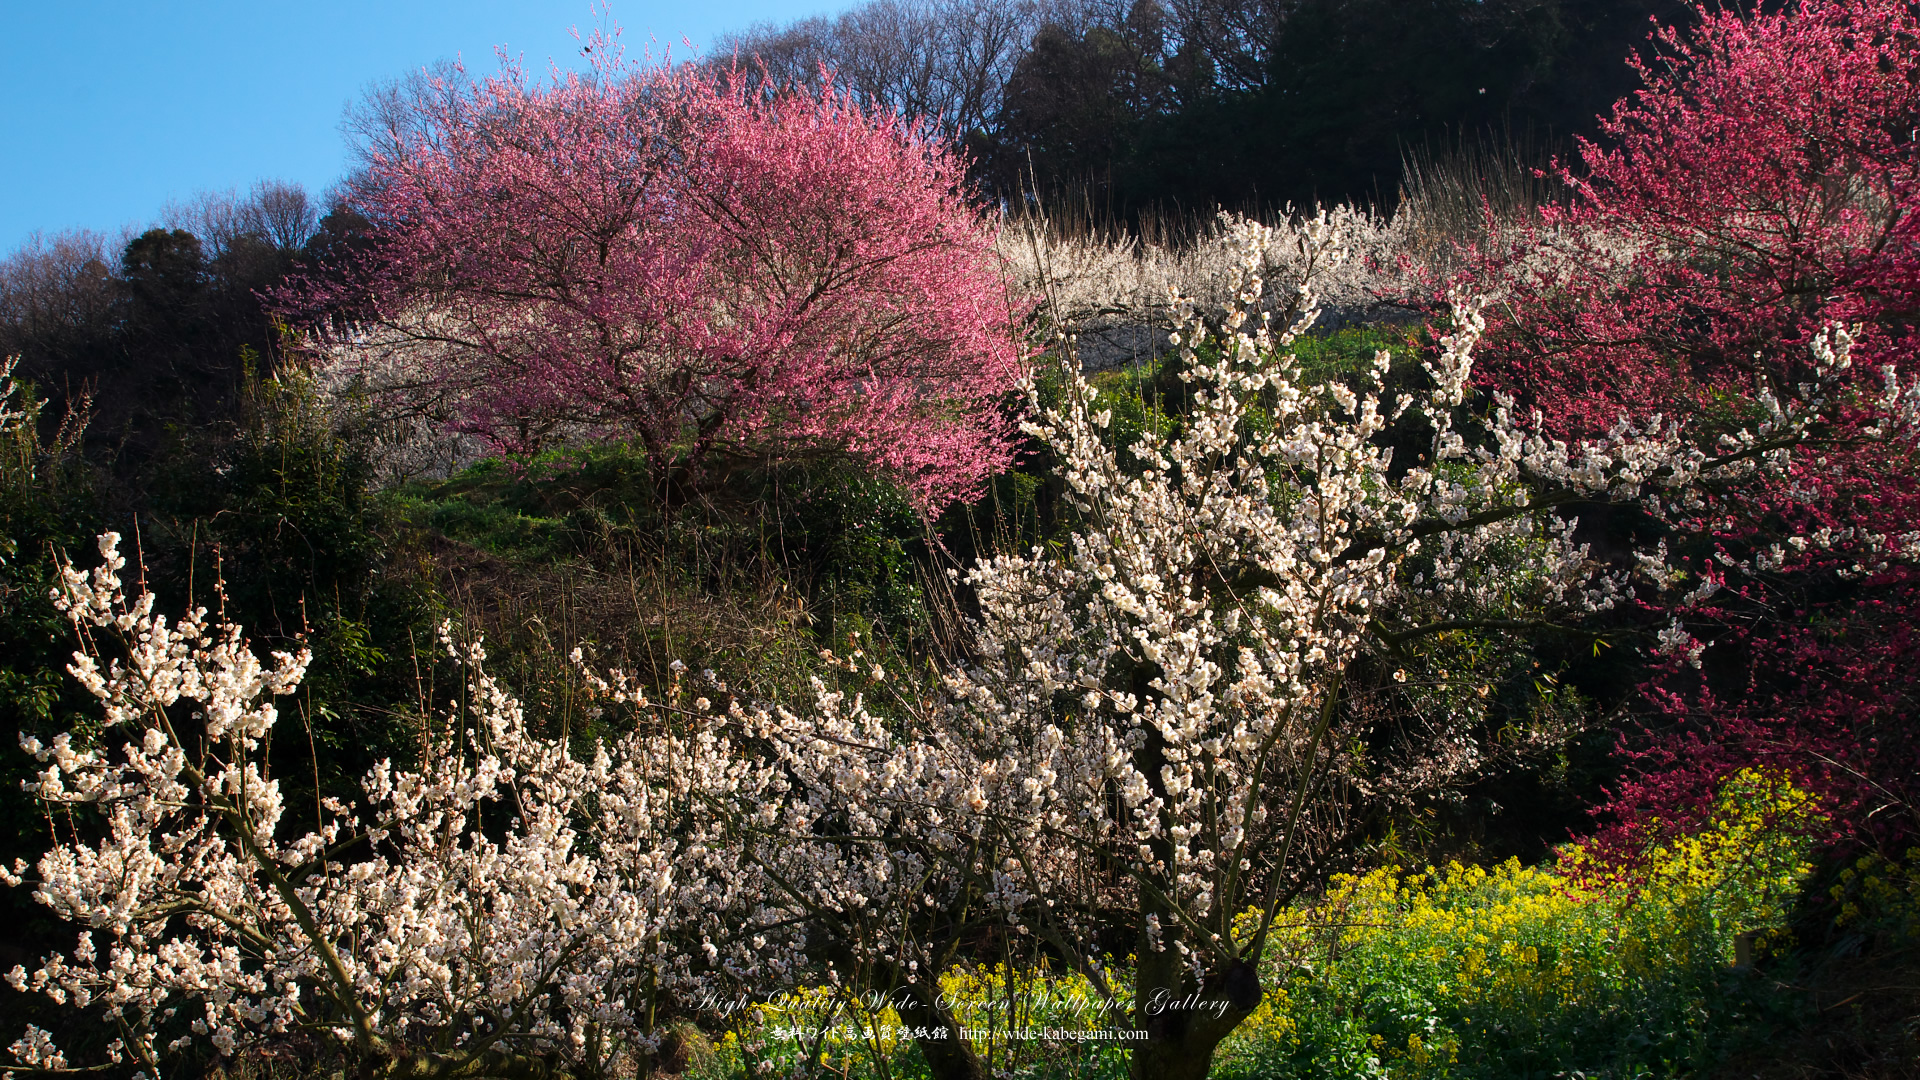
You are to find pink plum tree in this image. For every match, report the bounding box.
[302,36,1027,510]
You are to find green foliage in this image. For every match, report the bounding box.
[383,441,952,734]
[0,358,438,882]
[1827,850,1920,944]
[1289,326,1423,385]
[0,374,117,1056]
[690,966,1134,1080]
[137,358,434,800]
[397,443,936,639]
[0,374,96,749]
[1088,324,1417,446]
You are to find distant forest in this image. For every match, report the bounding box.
[716,0,1695,214]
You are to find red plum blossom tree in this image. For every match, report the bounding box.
[1461,0,1920,859]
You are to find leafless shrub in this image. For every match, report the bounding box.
[999,201,1415,369]
[1396,127,1567,274]
[342,57,467,176]
[714,0,1088,140]
[0,230,120,360]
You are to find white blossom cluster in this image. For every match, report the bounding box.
[923,214,1747,969]
[296,317,492,483]
[3,535,805,1077]
[580,212,1838,1048]
[0,359,24,432]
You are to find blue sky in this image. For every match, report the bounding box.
[0,1,840,254]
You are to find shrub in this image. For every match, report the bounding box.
[679,770,1820,1080]
[1,212,1868,1080]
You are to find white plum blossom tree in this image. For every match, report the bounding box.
[674,213,1822,1080]
[0,534,802,1079]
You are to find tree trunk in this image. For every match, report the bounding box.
[1128,958,1262,1080]
[893,974,989,1080]
[1122,683,1264,1078]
